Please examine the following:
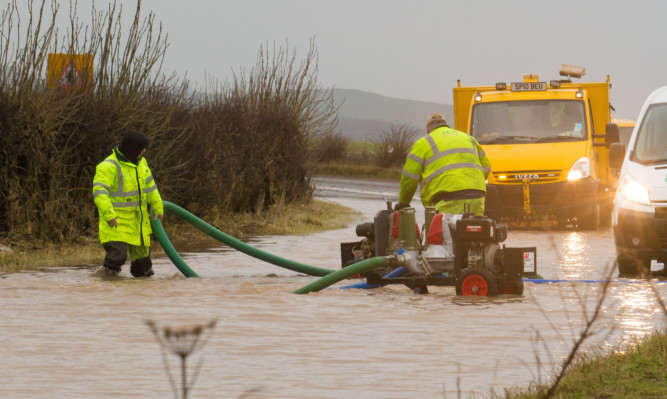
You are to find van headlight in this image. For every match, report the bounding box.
[567,157,590,181]
[618,174,650,205]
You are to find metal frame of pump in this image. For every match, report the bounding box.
[341,203,537,295]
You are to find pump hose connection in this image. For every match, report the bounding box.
[150,201,400,293]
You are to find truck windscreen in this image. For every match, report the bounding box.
[632,103,667,165]
[470,100,587,144]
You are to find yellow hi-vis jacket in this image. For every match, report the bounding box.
[398,126,491,206]
[92,148,163,246]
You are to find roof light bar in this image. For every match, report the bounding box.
[560,64,586,79]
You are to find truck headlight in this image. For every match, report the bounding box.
[618,174,650,205]
[567,157,590,181]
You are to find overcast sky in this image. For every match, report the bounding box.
[35,0,667,119]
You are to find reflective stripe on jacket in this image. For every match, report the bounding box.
[398,126,491,206]
[92,148,163,246]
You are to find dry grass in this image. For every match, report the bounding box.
[207,198,360,237]
[0,237,101,273]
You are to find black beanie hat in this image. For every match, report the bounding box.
[118,130,150,163]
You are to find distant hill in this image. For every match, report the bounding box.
[332,89,453,141]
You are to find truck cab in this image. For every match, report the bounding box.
[612,117,636,147]
[453,66,618,229]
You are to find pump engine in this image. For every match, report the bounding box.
[341,202,537,296]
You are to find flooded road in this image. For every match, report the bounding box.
[1,176,666,398]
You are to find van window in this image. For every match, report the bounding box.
[632,103,667,164]
[471,100,587,144]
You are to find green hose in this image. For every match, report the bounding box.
[151,201,336,278]
[151,208,200,277]
[293,256,390,294]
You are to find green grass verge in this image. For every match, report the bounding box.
[308,162,401,180]
[498,330,667,398]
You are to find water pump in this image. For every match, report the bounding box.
[341,202,537,296]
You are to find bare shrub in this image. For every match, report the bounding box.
[183,40,336,214]
[0,1,337,243]
[0,0,194,242]
[373,123,418,168]
[310,130,349,163]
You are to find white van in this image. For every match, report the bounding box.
[610,86,667,276]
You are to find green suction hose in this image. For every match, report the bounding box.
[151,201,336,277]
[151,209,200,277]
[293,256,392,294]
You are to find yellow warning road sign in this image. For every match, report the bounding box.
[47,54,93,88]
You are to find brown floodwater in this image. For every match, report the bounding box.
[1,177,665,398]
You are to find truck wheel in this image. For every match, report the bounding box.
[456,268,499,296]
[617,255,651,277]
[577,202,599,231]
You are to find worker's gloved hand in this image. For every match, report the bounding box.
[394,202,410,211]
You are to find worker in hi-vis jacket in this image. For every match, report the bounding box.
[396,113,491,215]
[92,130,164,277]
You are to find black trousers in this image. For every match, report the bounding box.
[102,241,154,277]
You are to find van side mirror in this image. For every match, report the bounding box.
[609,142,626,170]
[604,123,621,148]
[605,123,620,148]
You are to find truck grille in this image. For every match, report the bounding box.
[491,170,563,185]
[494,184,560,208]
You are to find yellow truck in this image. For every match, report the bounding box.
[453,65,620,229]
[611,117,635,147]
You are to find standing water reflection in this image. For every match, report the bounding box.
[0,176,664,398]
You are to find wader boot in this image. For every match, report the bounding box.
[130,257,154,277]
[102,241,127,275]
